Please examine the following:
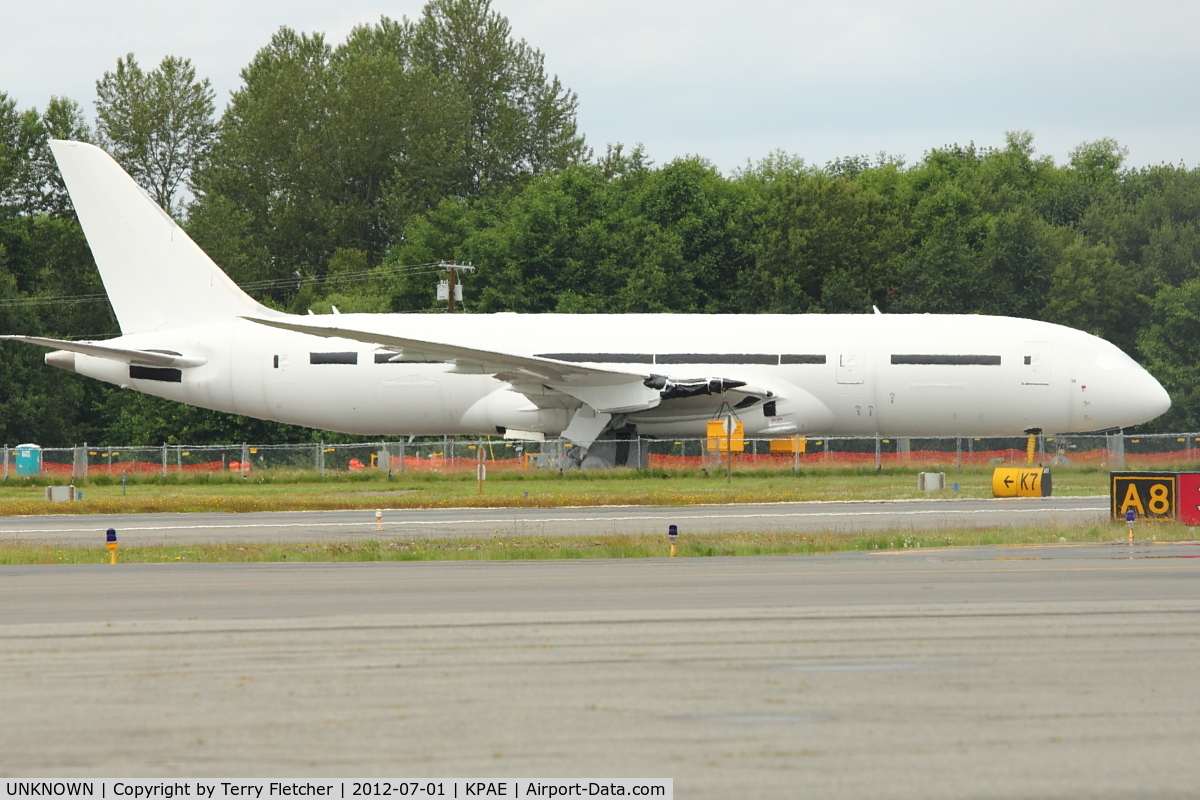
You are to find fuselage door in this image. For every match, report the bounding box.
[1022,342,1050,385]
[837,343,865,385]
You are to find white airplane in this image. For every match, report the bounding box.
[1,141,1172,463]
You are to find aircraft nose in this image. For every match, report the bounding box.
[1085,346,1171,429]
[1114,364,1171,427]
[1139,368,1172,422]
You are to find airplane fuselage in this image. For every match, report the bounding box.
[57,312,1168,439]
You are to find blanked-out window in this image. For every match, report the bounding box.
[129,366,182,382]
[891,354,1001,366]
[310,352,358,365]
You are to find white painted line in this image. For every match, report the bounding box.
[0,506,1110,534]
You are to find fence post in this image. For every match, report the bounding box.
[476,439,485,494]
[1109,433,1125,469]
[875,435,881,470]
[241,442,250,477]
[4,444,9,481]
[161,443,167,478]
[73,443,88,481]
[176,445,183,473]
[400,439,406,473]
[725,406,733,484]
[955,437,962,472]
[318,441,325,478]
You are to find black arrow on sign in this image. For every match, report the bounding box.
[1003,476,1014,488]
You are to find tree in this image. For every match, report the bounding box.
[379,154,755,315]
[1138,278,1200,431]
[192,3,586,304]
[1042,236,1140,354]
[889,183,990,313]
[95,54,216,215]
[192,23,471,293]
[0,93,43,218]
[409,0,587,192]
[978,206,1063,319]
[28,97,93,217]
[1,94,96,223]
[739,163,900,314]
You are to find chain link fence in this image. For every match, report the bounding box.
[3,433,1199,480]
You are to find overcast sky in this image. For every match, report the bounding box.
[4,0,1197,172]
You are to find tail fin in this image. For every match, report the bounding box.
[50,140,276,333]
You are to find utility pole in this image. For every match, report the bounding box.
[437,260,476,313]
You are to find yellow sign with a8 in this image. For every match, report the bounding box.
[1111,472,1177,520]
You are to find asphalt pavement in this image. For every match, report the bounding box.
[0,495,1111,544]
[2,542,1198,798]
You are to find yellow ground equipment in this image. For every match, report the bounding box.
[992,467,1052,497]
[706,419,745,453]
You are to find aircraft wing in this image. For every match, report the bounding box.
[0,335,207,368]
[244,317,646,385]
[243,317,772,420]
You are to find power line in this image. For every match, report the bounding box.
[0,261,451,309]
[0,293,110,308]
[239,260,448,292]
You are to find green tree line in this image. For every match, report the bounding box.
[3,0,1200,445]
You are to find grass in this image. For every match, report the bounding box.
[1,522,1192,565]
[0,465,1115,516]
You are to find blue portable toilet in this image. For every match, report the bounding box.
[15,444,42,476]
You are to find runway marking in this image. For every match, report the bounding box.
[1,558,1196,594]
[0,505,1110,535]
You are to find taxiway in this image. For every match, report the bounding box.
[0,496,1110,544]
[2,542,1198,798]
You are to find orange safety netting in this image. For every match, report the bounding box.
[32,447,1200,476]
[383,456,527,472]
[650,448,1200,468]
[42,460,237,475]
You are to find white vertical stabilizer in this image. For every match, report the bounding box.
[49,140,276,333]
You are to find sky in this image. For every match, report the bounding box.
[4,0,1198,172]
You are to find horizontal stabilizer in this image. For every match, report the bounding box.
[0,335,207,368]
